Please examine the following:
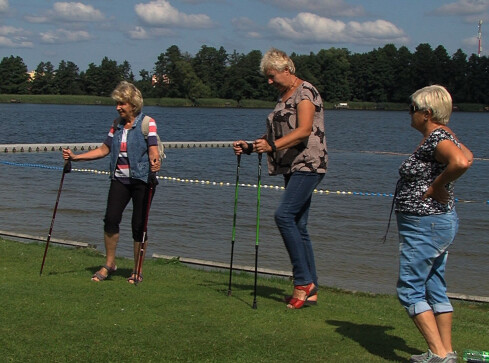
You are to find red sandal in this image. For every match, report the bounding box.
[284,291,318,306]
[286,283,317,309]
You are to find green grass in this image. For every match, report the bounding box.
[1,238,488,362]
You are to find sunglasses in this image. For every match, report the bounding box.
[409,104,422,114]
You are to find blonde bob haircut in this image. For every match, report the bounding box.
[411,85,452,125]
[111,81,144,115]
[260,47,296,75]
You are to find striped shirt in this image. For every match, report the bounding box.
[104,117,158,183]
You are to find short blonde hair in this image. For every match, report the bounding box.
[111,81,144,115]
[260,47,295,75]
[411,85,452,125]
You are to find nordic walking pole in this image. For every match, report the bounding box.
[227,154,241,296]
[40,159,72,276]
[134,171,156,286]
[252,153,262,309]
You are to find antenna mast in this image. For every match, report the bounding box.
[478,20,483,57]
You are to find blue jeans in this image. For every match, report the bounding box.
[396,209,459,317]
[275,171,324,286]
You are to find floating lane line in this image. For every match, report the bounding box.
[1,160,488,204]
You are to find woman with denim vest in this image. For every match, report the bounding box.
[233,48,327,309]
[63,81,160,284]
[395,85,472,363]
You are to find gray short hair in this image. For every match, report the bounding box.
[411,85,452,125]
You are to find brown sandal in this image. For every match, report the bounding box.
[127,271,143,284]
[91,264,117,282]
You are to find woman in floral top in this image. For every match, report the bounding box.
[233,48,327,309]
[395,85,472,363]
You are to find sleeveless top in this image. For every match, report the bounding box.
[395,128,460,215]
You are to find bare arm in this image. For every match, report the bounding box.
[62,144,110,161]
[148,145,160,172]
[254,99,315,153]
[423,139,472,203]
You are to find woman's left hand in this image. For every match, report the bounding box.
[150,158,161,172]
[254,138,271,153]
[423,185,449,204]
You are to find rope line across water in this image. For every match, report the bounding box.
[1,160,488,204]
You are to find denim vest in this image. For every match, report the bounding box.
[109,113,150,183]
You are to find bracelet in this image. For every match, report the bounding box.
[245,142,254,155]
[267,139,277,153]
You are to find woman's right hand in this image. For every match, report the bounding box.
[233,140,251,155]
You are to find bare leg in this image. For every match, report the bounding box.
[412,311,449,358]
[91,232,119,281]
[435,312,453,353]
[128,240,147,284]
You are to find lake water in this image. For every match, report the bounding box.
[1,103,488,296]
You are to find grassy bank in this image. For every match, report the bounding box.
[1,238,488,362]
[2,94,487,111]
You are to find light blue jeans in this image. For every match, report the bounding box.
[396,209,459,317]
[275,171,324,286]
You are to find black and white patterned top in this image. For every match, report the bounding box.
[395,128,460,215]
[265,81,328,176]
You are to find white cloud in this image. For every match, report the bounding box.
[434,0,489,16]
[0,0,8,13]
[135,0,214,28]
[0,25,33,48]
[267,12,408,45]
[128,26,149,40]
[260,0,365,17]
[26,2,104,23]
[40,28,92,44]
[0,25,22,36]
[0,36,33,48]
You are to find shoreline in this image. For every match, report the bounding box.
[1,94,488,112]
[2,230,487,303]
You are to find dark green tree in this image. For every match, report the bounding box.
[192,45,228,98]
[412,43,437,90]
[84,57,122,96]
[0,56,29,94]
[450,49,469,102]
[31,61,57,94]
[316,48,351,102]
[391,46,414,103]
[55,60,82,95]
[466,54,489,104]
[153,45,184,97]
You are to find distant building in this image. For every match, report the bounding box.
[151,74,170,87]
[334,102,349,109]
[27,70,36,81]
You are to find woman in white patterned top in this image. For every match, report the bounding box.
[395,85,472,363]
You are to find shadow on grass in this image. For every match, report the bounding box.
[83,266,135,281]
[326,319,420,362]
[203,279,289,308]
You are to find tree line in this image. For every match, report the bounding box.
[1,43,488,104]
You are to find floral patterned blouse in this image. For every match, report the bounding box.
[265,81,328,176]
[395,128,460,215]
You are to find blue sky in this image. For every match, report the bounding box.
[0,0,488,76]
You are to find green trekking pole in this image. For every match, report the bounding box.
[252,153,262,309]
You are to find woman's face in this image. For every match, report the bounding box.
[116,101,135,120]
[265,68,289,90]
[409,104,428,131]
